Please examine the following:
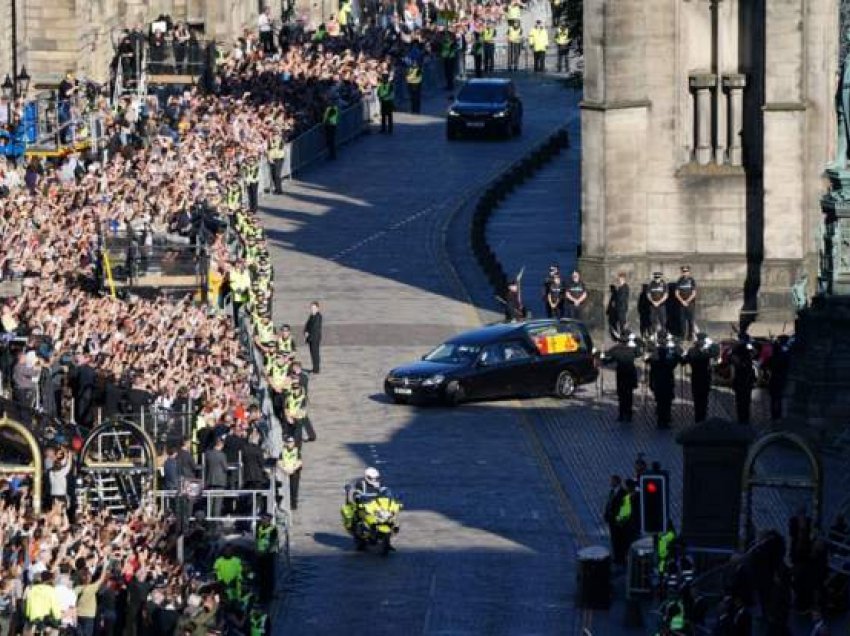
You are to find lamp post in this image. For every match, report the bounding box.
[4,0,30,100]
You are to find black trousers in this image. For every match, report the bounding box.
[407,82,422,113]
[655,392,673,428]
[288,468,301,507]
[735,388,751,424]
[546,302,564,319]
[257,552,275,603]
[473,54,483,78]
[286,417,317,443]
[557,45,569,72]
[650,304,667,334]
[380,101,394,133]
[247,182,259,212]
[680,304,695,340]
[173,44,187,74]
[443,57,456,89]
[269,159,283,193]
[564,302,582,321]
[324,123,337,159]
[484,43,495,73]
[617,386,634,422]
[508,43,521,70]
[260,30,275,54]
[308,339,321,373]
[692,384,709,423]
[533,50,545,72]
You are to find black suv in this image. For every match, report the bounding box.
[446,78,523,140]
[384,319,597,405]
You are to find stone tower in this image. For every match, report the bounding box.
[579,0,838,331]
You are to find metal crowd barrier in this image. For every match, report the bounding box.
[283,98,371,178]
[153,487,275,528]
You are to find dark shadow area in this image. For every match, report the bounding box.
[739,0,766,333]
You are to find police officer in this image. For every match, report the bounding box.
[674,265,697,340]
[242,159,260,212]
[255,512,278,603]
[683,333,717,423]
[564,270,587,320]
[503,280,526,322]
[277,324,296,355]
[266,132,286,195]
[529,20,548,72]
[279,435,302,510]
[649,335,679,429]
[323,100,339,160]
[471,32,484,78]
[614,479,639,565]
[607,272,630,339]
[730,338,756,423]
[604,475,626,564]
[767,335,792,420]
[228,260,251,327]
[555,23,570,73]
[507,20,523,72]
[602,332,641,423]
[377,73,394,134]
[285,377,317,443]
[483,22,497,74]
[646,271,669,336]
[406,61,423,113]
[440,30,459,90]
[544,271,564,318]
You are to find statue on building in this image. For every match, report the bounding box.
[791,272,809,311]
[835,29,850,169]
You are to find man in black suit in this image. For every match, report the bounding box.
[304,301,323,374]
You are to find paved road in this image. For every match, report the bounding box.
[261,76,581,635]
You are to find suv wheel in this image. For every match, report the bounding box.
[447,126,457,141]
[555,371,577,398]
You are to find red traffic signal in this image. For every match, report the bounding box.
[639,474,668,534]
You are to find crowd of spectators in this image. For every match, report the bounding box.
[0,2,536,633]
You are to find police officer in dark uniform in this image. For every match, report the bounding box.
[647,272,669,336]
[607,272,630,339]
[767,335,792,420]
[504,280,526,322]
[544,272,564,318]
[675,265,698,340]
[683,333,717,423]
[602,331,641,423]
[564,270,587,321]
[730,338,756,424]
[648,333,680,429]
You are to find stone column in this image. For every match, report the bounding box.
[689,74,717,165]
[723,74,746,167]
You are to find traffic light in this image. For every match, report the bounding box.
[639,474,668,534]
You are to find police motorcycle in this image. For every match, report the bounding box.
[340,468,403,555]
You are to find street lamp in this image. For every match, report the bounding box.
[1,74,12,100]
[16,66,29,98]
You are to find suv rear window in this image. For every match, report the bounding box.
[525,323,588,355]
[457,83,509,103]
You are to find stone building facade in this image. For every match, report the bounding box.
[579,0,838,329]
[0,0,267,87]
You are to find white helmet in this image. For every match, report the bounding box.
[364,467,381,487]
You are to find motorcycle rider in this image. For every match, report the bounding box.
[348,467,382,504]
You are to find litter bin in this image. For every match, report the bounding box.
[627,536,655,597]
[577,545,611,609]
